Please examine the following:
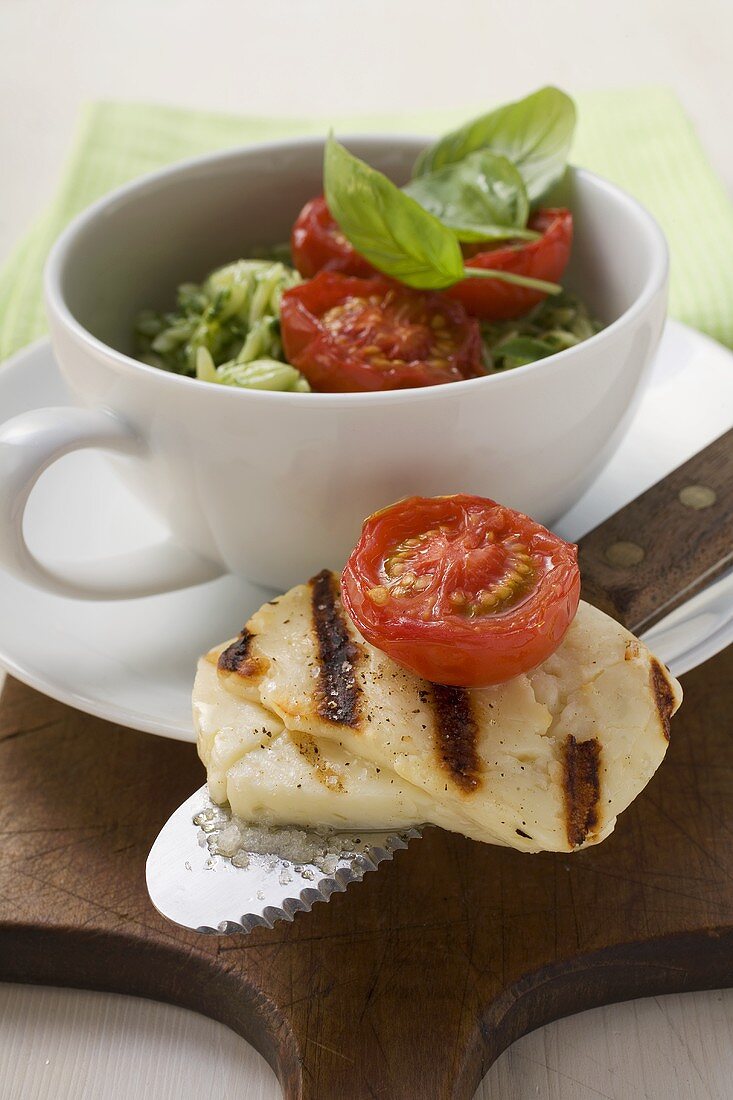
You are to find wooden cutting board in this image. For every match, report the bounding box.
[1,435,732,1099]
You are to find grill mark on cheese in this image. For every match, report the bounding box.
[650,658,675,741]
[563,735,601,847]
[217,629,266,683]
[310,570,362,728]
[430,684,482,792]
[295,733,346,793]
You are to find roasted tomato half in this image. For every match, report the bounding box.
[341,494,580,687]
[280,273,483,392]
[447,208,573,321]
[291,195,375,278]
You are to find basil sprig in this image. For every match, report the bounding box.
[324,136,561,295]
[413,86,576,207]
[403,150,537,244]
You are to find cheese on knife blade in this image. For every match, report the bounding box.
[194,646,285,804]
[196,656,444,831]
[197,571,681,853]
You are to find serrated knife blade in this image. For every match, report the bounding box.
[146,786,420,934]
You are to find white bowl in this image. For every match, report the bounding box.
[0,136,668,599]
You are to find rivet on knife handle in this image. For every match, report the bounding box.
[578,427,733,636]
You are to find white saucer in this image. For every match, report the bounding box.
[1,323,732,742]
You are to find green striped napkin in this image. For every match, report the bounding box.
[2,87,732,360]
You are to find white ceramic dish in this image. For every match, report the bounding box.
[0,320,730,742]
[0,137,667,600]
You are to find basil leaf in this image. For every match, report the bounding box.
[403,151,534,243]
[324,136,464,290]
[483,335,558,372]
[414,87,576,206]
[493,336,556,361]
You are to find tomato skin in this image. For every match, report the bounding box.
[341,495,580,687]
[447,208,573,321]
[280,273,483,393]
[291,195,375,278]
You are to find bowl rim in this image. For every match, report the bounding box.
[44,133,669,406]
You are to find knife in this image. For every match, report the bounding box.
[146,428,733,935]
[147,786,419,934]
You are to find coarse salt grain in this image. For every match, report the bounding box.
[194,801,368,876]
[214,823,243,857]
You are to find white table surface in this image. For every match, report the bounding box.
[1,1,732,1097]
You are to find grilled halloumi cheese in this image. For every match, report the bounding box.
[196,654,442,830]
[196,570,681,853]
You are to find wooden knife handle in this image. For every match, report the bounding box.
[578,427,733,635]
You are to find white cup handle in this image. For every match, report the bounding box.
[0,406,224,599]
